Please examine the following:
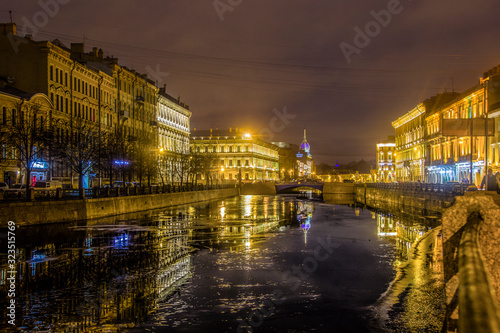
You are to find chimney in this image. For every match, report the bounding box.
[92,47,98,57]
[210,128,213,133]
[229,127,232,133]
[70,43,84,55]
[1,23,17,36]
[98,48,104,59]
[194,128,196,131]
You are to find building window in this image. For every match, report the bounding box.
[229,160,233,166]
[229,146,233,153]
[220,146,225,153]
[50,66,53,81]
[2,107,6,125]
[237,146,241,152]
[245,160,249,166]
[245,146,249,152]
[237,160,241,166]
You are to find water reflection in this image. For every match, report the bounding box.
[374,211,439,264]
[297,201,314,244]
[0,196,302,332]
[372,210,444,332]
[0,195,443,332]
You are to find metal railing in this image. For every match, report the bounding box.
[363,182,468,194]
[458,212,500,333]
[0,183,234,202]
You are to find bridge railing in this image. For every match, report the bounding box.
[457,212,500,333]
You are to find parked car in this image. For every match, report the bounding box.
[33,181,62,190]
[112,181,134,188]
[0,182,9,190]
[132,182,141,187]
[8,184,26,192]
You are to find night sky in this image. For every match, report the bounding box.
[1,0,500,164]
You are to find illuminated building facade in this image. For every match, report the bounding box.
[425,87,486,184]
[190,128,279,182]
[1,23,194,187]
[425,69,500,184]
[376,136,396,182]
[271,142,299,181]
[296,129,314,178]
[487,68,500,175]
[0,23,116,186]
[0,89,53,184]
[157,87,191,184]
[392,102,428,182]
[73,45,159,184]
[392,93,458,182]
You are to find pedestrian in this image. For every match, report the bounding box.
[496,172,500,194]
[480,169,499,191]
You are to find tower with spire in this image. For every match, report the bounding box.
[296,129,314,178]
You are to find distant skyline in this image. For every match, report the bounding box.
[1,0,500,163]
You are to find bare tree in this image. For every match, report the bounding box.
[2,98,50,191]
[52,112,99,195]
[189,150,218,186]
[131,134,157,186]
[166,139,191,186]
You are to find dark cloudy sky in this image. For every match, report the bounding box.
[1,0,500,164]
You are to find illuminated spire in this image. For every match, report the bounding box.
[300,128,310,153]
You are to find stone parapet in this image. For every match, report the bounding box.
[0,188,238,226]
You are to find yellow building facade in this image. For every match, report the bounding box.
[376,136,396,182]
[190,128,279,182]
[0,24,116,186]
[392,103,427,182]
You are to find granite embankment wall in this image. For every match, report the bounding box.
[355,184,455,215]
[0,188,238,226]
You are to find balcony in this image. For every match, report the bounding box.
[136,96,145,103]
[119,110,130,118]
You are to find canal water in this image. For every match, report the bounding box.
[0,195,444,332]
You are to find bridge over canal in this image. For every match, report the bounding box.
[275,182,324,193]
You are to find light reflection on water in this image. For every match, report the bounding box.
[0,195,443,332]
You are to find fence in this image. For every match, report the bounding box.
[364,182,469,194]
[0,183,235,202]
